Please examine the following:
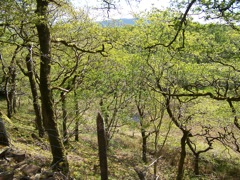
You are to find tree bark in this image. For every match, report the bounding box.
[61,92,68,144]
[4,76,12,118]
[25,50,44,137]
[5,46,19,118]
[137,104,148,163]
[5,68,17,118]
[176,130,189,180]
[186,136,213,176]
[153,129,159,177]
[74,89,79,141]
[35,0,69,175]
[0,117,9,146]
[96,112,108,180]
[99,98,110,146]
[141,129,147,163]
[194,153,199,175]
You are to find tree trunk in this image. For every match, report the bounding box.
[25,51,44,137]
[35,0,69,175]
[141,129,147,163]
[137,104,148,163]
[61,92,68,144]
[74,89,79,141]
[194,153,199,175]
[96,112,108,180]
[153,129,159,177]
[0,117,9,146]
[4,76,12,118]
[134,167,146,180]
[1,49,18,118]
[99,98,110,146]
[5,47,19,118]
[176,130,188,180]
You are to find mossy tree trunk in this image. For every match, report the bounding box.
[164,96,189,180]
[61,91,68,145]
[137,104,149,163]
[176,130,189,180]
[4,46,20,118]
[35,0,69,175]
[186,135,213,176]
[25,48,44,137]
[74,88,79,141]
[141,129,148,163]
[6,64,17,118]
[0,117,9,146]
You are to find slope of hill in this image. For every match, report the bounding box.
[0,100,240,179]
[99,18,137,27]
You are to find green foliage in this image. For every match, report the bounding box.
[0,0,240,178]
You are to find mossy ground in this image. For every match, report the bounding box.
[1,100,240,179]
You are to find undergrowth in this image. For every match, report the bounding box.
[1,100,240,179]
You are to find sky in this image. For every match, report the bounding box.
[72,0,171,20]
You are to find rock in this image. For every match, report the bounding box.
[31,133,42,141]
[21,164,41,176]
[13,161,27,169]
[53,172,68,180]
[37,171,54,180]
[45,177,55,180]
[0,118,10,146]
[0,160,8,171]
[0,160,6,164]
[0,171,14,180]
[12,152,26,162]
[134,167,146,180]
[0,111,12,124]
[34,173,41,180]
[0,148,26,162]
[0,147,11,161]
[19,176,31,180]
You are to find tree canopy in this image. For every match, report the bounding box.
[0,0,239,179]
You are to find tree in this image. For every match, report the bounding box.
[0,0,44,136]
[0,111,9,146]
[0,46,21,118]
[168,22,240,139]
[97,57,131,146]
[35,0,69,174]
[17,45,45,137]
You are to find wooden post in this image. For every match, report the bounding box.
[96,112,108,180]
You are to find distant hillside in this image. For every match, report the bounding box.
[99,18,137,27]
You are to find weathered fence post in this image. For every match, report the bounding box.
[96,112,108,180]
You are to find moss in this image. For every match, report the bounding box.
[0,111,12,124]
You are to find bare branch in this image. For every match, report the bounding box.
[52,39,108,57]
[145,0,196,49]
[51,86,69,92]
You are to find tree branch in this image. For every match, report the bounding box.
[52,39,108,57]
[145,0,196,49]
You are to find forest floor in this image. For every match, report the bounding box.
[0,101,240,180]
